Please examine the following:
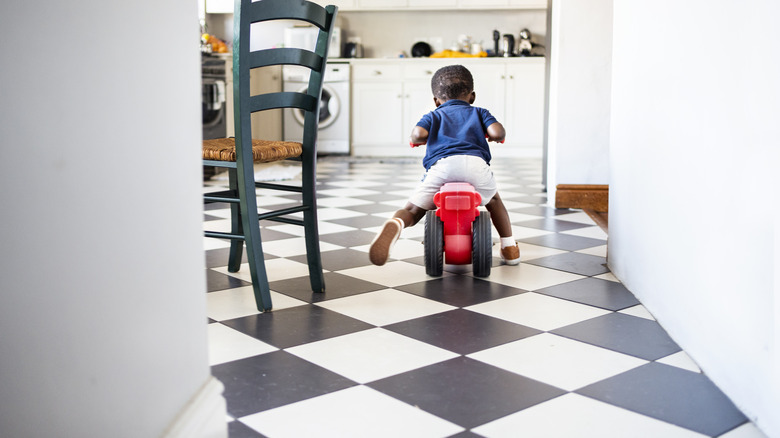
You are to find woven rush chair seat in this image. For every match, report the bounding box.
[203,138,303,163]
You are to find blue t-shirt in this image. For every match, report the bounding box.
[415,99,499,170]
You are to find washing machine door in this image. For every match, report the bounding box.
[292,84,339,129]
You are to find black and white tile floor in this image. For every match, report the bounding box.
[204,158,764,438]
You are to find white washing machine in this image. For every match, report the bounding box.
[283,63,350,155]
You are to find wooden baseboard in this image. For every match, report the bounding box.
[555,184,609,213]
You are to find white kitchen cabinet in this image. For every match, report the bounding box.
[457,0,545,8]
[205,0,232,14]
[357,0,407,8]
[310,0,358,10]
[351,58,545,158]
[408,0,458,8]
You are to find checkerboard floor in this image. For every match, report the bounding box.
[204,158,764,438]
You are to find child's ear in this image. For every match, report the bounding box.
[468,91,476,104]
[434,97,442,107]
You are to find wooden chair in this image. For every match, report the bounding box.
[203,0,338,311]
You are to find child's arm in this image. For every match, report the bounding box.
[486,122,506,143]
[410,126,429,147]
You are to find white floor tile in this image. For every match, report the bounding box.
[718,423,769,438]
[472,393,707,438]
[315,289,455,326]
[316,197,373,208]
[338,261,444,288]
[318,187,381,197]
[576,244,608,257]
[212,258,315,283]
[562,225,608,240]
[388,238,425,260]
[656,351,702,373]
[554,211,595,225]
[261,237,342,258]
[618,304,655,320]
[203,237,231,250]
[466,292,610,331]
[485,264,585,292]
[207,323,277,366]
[206,286,307,321]
[240,386,464,438]
[505,225,553,240]
[287,328,458,384]
[468,333,647,391]
[266,221,356,236]
[594,272,620,282]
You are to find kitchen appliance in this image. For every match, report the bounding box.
[201,54,227,179]
[284,25,342,58]
[283,63,350,155]
[201,54,227,140]
[411,41,432,57]
[502,34,515,57]
[344,40,363,58]
[517,28,533,56]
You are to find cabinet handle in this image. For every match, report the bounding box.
[425,70,432,75]
[373,70,382,76]
[501,75,506,79]
[509,75,514,79]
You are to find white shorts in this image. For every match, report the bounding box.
[408,155,497,210]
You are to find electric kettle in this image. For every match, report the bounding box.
[502,34,515,57]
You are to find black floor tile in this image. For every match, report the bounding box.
[525,252,609,276]
[577,363,747,436]
[514,217,593,232]
[535,278,640,311]
[206,247,249,269]
[317,229,378,247]
[270,272,385,302]
[221,305,373,349]
[384,309,542,355]
[368,357,566,429]
[212,351,357,418]
[289,248,374,272]
[395,276,528,308]
[206,269,251,292]
[519,233,606,251]
[512,206,577,217]
[552,312,681,360]
[228,420,266,438]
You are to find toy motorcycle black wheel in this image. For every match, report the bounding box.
[472,210,492,278]
[424,210,444,277]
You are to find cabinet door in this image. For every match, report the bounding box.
[504,62,545,149]
[403,80,437,140]
[352,81,404,147]
[205,0,233,13]
[357,0,407,8]
[249,66,282,141]
[466,62,508,124]
[310,0,357,10]
[508,0,547,8]
[408,0,457,7]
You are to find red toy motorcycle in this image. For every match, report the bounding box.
[424,182,492,278]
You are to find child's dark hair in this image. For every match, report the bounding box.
[431,65,474,101]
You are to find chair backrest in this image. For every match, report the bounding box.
[232,0,338,156]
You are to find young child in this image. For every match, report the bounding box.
[369,64,520,267]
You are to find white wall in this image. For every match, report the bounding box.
[0,1,224,437]
[545,0,612,198]
[608,1,779,436]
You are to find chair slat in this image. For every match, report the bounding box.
[249,0,328,29]
[248,92,316,113]
[247,48,323,72]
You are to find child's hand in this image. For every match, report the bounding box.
[410,141,425,148]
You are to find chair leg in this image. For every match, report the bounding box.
[227,169,244,273]
[237,163,273,311]
[301,158,326,293]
